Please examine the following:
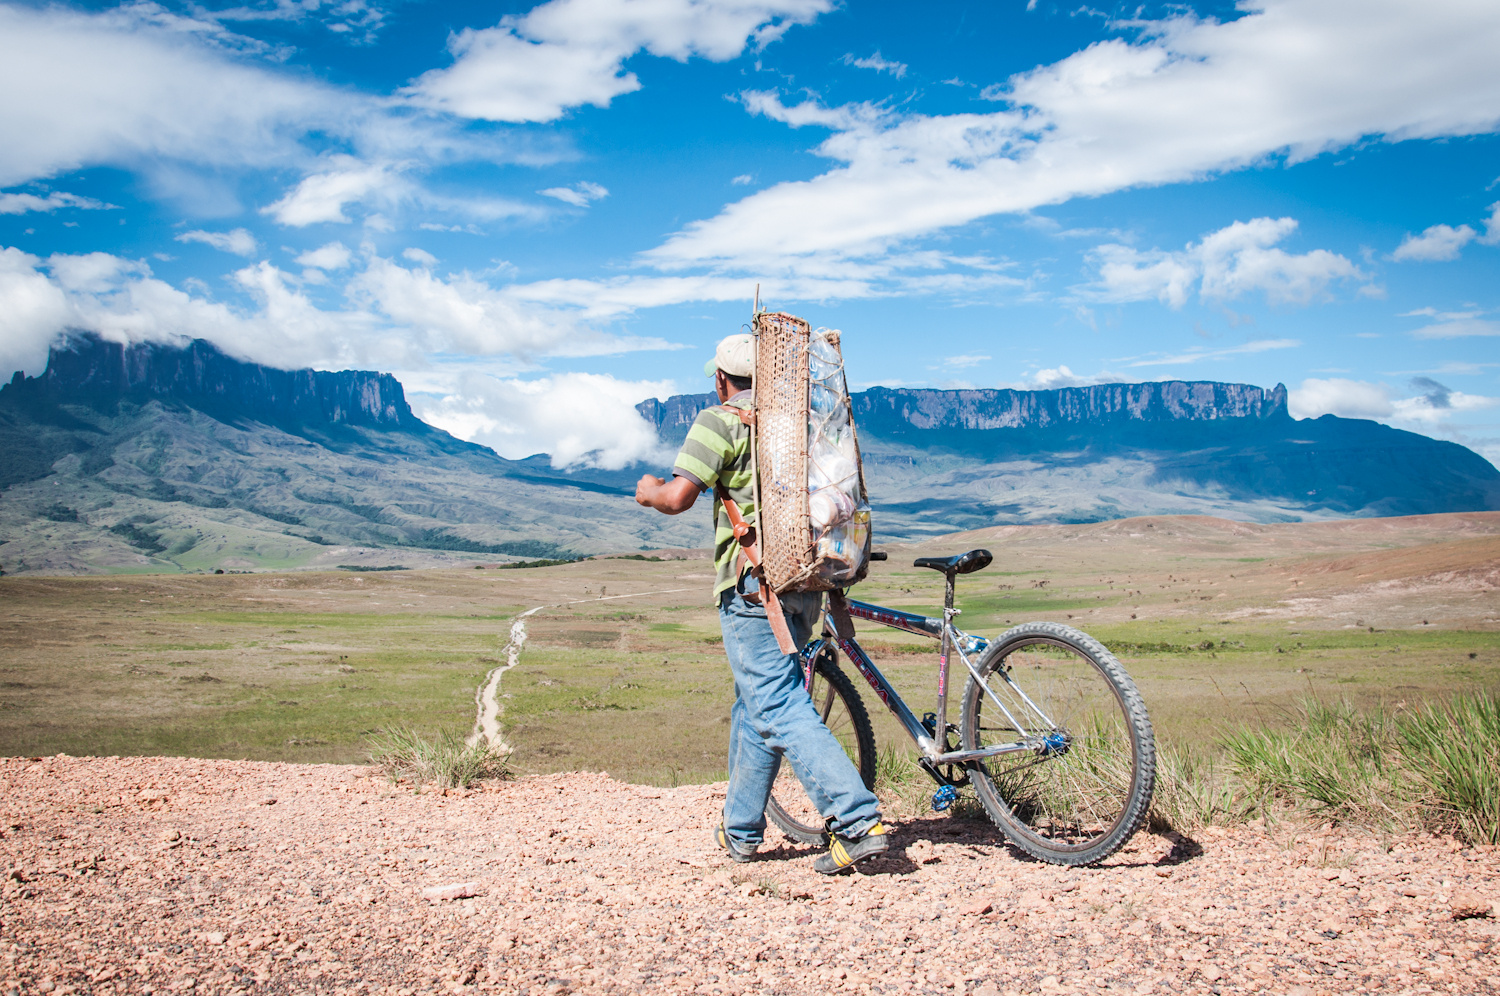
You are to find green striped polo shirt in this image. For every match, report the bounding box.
[671,391,756,600]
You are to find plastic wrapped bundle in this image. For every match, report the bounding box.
[805,328,870,585]
[752,312,871,593]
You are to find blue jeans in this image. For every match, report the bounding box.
[718,576,882,850]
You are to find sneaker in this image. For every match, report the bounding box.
[715,824,756,863]
[813,822,890,875]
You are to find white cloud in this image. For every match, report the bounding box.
[403,0,831,123]
[0,190,114,214]
[262,155,540,228]
[264,160,400,226]
[941,354,990,369]
[1481,202,1500,245]
[0,244,692,382]
[842,51,907,78]
[0,247,71,379]
[538,181,609,207]
[0,3,355,189]
[1409,316,1500,338]
[731,174,754,185]
[175,228,258,256]
[402,247,439,266]
[1290,375,1500,429]
[1084,218,1366,308]
[414,371,676,469]
[1288,378,1393,419]
[1391,223,1476,261]
[646,0,1500,274]
[1002,365,1128,390]
[1126,338,1301,368]
[294,242,353,270]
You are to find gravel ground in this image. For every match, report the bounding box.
[2,755,1498,996]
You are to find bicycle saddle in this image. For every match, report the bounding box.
[912,549,992,575]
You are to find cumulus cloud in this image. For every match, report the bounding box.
[0,190,114,214]
[1083,218,1366,308]
[1391,223,1476,261]
[646,0,1500,273]
[1288,378,1394,419]
[403,0,831,123]
[414,371,676,469]
[294,242,353,270]
[0,243,688,380]
[538,181,609,207]
[1289,376,1500,429]
[175,228,258,256]
[1001,365,1129,390]
[842,51,906,78]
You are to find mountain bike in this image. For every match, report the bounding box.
[765,549,1156,866]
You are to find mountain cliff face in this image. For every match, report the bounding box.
[636,380,1290,441]
[7,334,422,431]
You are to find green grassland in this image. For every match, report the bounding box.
[3,513,1498,789]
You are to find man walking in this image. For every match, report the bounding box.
[635,333,888,874]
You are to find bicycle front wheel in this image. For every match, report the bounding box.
[959,621,1155,866]
[765,646,876,845]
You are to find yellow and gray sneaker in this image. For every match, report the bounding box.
[813,823,889,874]
[715,823,756,863]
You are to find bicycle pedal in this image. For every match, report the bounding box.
[921,712,938,736]
[931,785,957,811]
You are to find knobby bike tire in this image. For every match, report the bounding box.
[764,648,878,845]
[959,621,1155,866]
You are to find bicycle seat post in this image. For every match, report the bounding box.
[932,568,959,753]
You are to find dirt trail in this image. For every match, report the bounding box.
[3,755,1497,996]
[468,606,544,752]
[468,587,694,751]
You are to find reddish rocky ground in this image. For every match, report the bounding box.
[2,756,1498,996]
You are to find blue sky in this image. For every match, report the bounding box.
[1,0,1498,468]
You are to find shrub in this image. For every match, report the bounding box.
[367,727,509,789]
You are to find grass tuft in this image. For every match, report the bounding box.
[1397,692,1500,845]
[366,727,510,789]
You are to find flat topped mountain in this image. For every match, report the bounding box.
[638,381,1499,529]
[0,335,704,574]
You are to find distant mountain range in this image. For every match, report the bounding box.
[639,381,1500,532]
[1,333,1497,574]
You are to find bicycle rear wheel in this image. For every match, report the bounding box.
[959,621,1154,866]
[765,646,877,845]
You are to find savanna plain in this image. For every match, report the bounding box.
[3,512,1499,996]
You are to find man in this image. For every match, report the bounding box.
[635,333,888,875]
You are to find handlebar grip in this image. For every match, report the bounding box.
[869,551,888,561]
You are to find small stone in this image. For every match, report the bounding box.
[160,830,180,843]
[204,932,227,945]
[961,899,993,916]
[259,797,277,806]
[1451,890,1493,920]
[422,881,482,901]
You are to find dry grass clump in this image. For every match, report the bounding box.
[366,727,510,789]
[1214,691,1500,844]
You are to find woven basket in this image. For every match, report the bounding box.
[753,311,870,594]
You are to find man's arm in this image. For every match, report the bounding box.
[636,474,700,514]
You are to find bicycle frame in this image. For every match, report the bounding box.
[800,585,1065,782]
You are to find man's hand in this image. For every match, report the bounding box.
[637,473,700,514]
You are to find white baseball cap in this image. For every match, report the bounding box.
[704,333,754,379]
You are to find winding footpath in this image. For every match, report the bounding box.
[467,587,693,753]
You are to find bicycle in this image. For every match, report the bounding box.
[764,548,1156,867]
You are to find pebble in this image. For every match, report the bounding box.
[2,755,1498,994]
